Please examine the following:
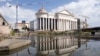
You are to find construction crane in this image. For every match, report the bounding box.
[80,15,90,28]
[9,2,37,29]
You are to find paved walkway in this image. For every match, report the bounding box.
[71,40,100,56]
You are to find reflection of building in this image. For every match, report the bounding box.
[0,14,11,34]
[16,21,30,31]
[32,35,78,55]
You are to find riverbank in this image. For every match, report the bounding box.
[0,39,31,51]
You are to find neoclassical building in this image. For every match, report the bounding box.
[30,8,86,31]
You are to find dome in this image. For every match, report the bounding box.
[37,8,47,13]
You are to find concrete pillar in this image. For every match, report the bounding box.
[64,20,65,31]
[40,18,41,30]
[64,20,66,31]
[65,20,67,30]
[43,18,44,30]
[54,19,55,30]
[69,20,71,30]
[46,18,47,30]
[63,20,64,31]
[51,19,53,30]
[48,18,50,30]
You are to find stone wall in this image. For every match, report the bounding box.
[0,26,11,34]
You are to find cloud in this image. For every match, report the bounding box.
[0,0,12,2]
[51,0,100,27]
[0,3,36,28]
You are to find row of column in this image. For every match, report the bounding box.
[37,36,77,51]
[58,19,77,31]
[38,18,57,31]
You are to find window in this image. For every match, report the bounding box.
[2,22,5,26]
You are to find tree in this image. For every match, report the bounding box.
[22,26,27,30]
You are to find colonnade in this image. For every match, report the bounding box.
[58,19,77,31]
[37,36,77,51]
[38,18,77,31]
[38,18,57,31]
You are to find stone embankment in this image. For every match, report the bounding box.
[0,39,31,51]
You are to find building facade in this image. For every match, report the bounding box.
[16,21,30,31]
[0,14,11,34]
[30,8,87,31]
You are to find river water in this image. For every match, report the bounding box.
[0,35,96,56]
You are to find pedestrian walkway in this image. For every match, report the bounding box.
[71,40,100,56]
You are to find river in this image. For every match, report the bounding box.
[0,35,95,56]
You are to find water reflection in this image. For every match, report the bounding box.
[0,35,86,56]
[31,35,86,56]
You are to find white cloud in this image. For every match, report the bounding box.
[0,3,36,28]
[51,0,100,27]
[0,0,12,2]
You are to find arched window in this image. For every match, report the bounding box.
[2,22,5,26]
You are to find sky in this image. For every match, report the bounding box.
[0,0,100,28]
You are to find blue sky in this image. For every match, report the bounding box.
[0,0,100,27]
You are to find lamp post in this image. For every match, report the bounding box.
[9,5,19,29]
[16,5,18,29]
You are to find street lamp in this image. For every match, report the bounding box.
[9,4,19,29]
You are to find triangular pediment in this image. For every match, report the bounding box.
[57,10,74,16]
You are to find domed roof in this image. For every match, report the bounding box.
[37,8,47,13]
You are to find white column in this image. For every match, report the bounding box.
[69,20,71,30]
[64,20,65,31]
[65,20,66,31]
[61,19,62,31]
[43,18,44,30]
[51,19,53,29]
[46,18,47,30]
[58,19,60,31]
[54,19,55,31]
[63,20,64,31]
[62,19,64,31]
[62,19,63,31]
[40,18,41,30]
[48,18,50,30]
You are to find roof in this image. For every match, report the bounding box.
[56,9,74,17]
[0,14,9,25]
[37,8,47,13]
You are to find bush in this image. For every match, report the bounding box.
[10,30,15,36]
